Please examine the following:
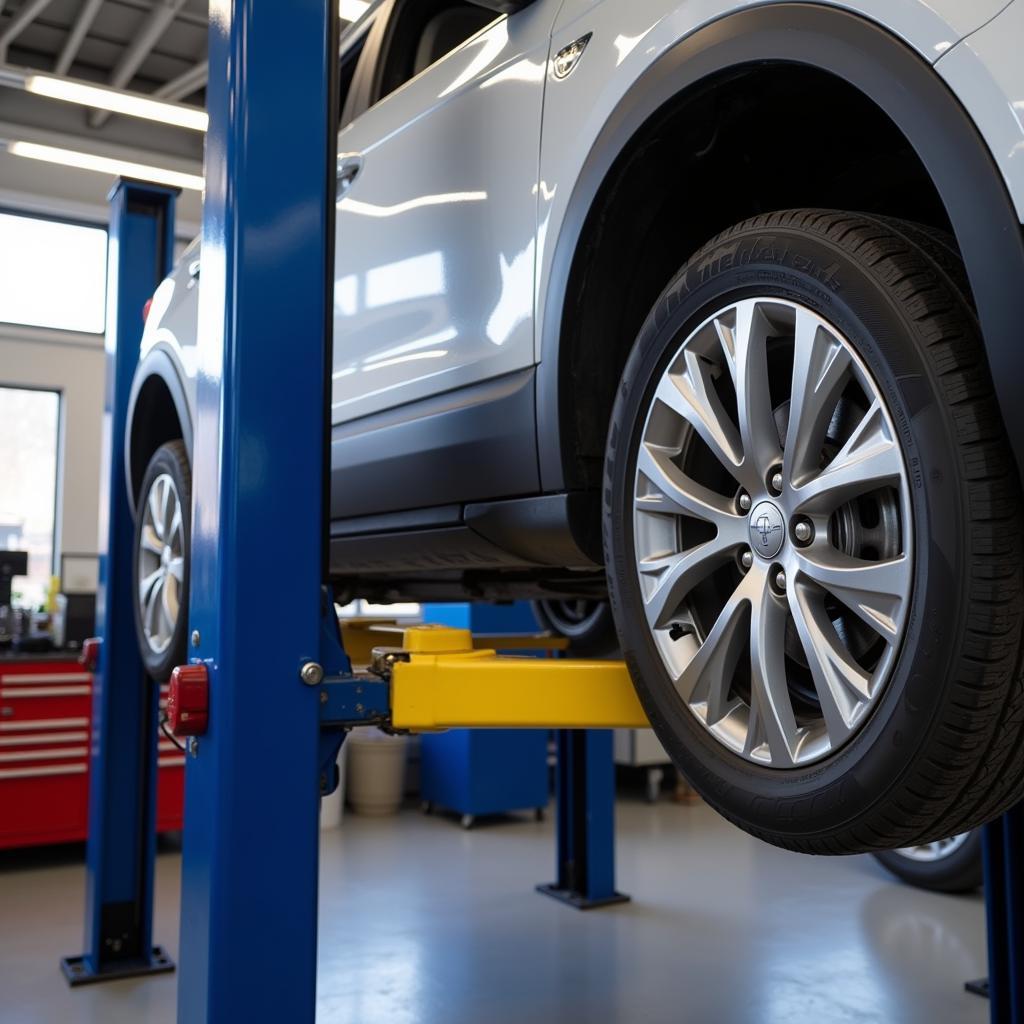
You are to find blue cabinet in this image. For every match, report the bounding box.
[419,603,549,823]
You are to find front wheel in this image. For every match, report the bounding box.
[604,210,1024,854]
[133,440,191,682]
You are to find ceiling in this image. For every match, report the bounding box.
[0,1,360,230]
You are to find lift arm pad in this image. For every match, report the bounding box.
[390,649,649,731]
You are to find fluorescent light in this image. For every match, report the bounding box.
[24,74,208,132]
[339,0,370,21]
[7,141,204,192]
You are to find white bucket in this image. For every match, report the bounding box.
[346,729,408,816]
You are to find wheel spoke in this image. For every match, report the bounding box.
[674,572,751,725]
[653,357,744,482]
[140,524,163,556]
[795,547,909,643]
[639,535,742,630]
[726,301,784,480]
[144,575,163,637]
[784,308,852,487]
[745,573,799,766]
[148,485,165,541]
[138,567,162,604]
[788,581,872,747]
[789,400,903,513]
[167,557,185,584]
[635,443,741,530]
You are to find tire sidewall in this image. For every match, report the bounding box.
[604,222,966,844]
[132,441,191,683]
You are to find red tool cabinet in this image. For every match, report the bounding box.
[0,656,184,849]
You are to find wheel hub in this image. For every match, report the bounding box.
[748,501,785,560]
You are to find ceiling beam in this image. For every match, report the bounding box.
[54,0,105,76]
[153,58,206,102]
[0,0,58,63]
[89,0,187,127]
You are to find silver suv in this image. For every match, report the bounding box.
[127,0,1024,855]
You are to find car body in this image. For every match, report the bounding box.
[129,0,1024,603]
[127,0,1024,855]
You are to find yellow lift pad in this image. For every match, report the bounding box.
[388,625,649,731]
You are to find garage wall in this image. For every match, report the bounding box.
[0,324,105,576]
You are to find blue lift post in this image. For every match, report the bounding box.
[60,181,178,986]
[967,803,1024,1022]
[538,728,629,910]
[174,1,337,1021]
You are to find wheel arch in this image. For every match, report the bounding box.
[538,3,1024,492]
[126,349,193,514]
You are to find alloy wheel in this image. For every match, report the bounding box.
[632,297,913,767]
[137,472,186,655]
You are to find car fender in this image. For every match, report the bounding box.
[535,3,1024,489]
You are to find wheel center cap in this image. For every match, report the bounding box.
[748,501,786,559]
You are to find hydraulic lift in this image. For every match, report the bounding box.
[64,0,1023,1021]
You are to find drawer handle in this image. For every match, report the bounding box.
[0,731,88,747]
[0,717,89,732]
[0,686,90,699]
[0,763,87,780]
[0,746,87,764]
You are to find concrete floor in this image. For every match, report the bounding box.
[0,799,989,1024]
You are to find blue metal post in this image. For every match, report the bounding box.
[538,729,629,910]
[61,181,178,985]
[176,0,336,1021]
[969,803,1024,1021]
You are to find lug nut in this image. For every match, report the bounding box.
[738,492,752,512]
[770,470,784,494]
[793,520,813,544]
[740,550,753,570]
[775,570,787,591]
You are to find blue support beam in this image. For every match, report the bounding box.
[968,802,1024,1021]
[538,728,629,910]
[61,181,178,986]
[175,1,336,1020]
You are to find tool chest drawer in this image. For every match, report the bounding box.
[0,660,184,848]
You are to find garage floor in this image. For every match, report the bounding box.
[0,799,988,1024]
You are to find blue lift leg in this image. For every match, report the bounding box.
[174,0,336,1020]
[538,728,630,910]
[60,181,178,985]
[968,802,1024,1021]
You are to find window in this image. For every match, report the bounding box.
[0,212,107,333]
[374,1,497,104]
[0,386,61,609]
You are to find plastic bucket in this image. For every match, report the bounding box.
[346,729,408,816]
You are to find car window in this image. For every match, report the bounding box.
[373,0,498,105]
[339,22,373,129]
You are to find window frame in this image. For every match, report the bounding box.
[0,206,109,337]
[0,381,64,601]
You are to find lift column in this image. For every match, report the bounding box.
[175,1,336,1021]
[61,181,178,986]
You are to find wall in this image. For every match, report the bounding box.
[0,323,105,579]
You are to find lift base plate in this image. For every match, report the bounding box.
[60,946,176,986]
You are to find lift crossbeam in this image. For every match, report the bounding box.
[318,625,649,733]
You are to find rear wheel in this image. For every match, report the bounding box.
[604,210,1024,854]
[531,599,618,657]
[873,832,983,893]
[133,440,191,682]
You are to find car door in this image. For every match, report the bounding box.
[330,0,556,427]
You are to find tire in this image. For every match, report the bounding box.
[133,440,191,682]
[873,831,983,894]
[604,210,1024,855]
[531,599,619,657]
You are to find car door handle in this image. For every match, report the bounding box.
[336,153,364,200]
